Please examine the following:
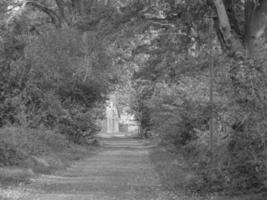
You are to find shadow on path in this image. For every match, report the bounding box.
[17,137,180,200]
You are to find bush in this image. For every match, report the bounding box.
[226,131,265,192]
[0,27,107,141]
[145,80,267,194]
[0,126,96,186]
[0,142,25,167]
[181,128,266,193]
[0,168,33,186]
[58,112,100,144]
[0,127,70,167]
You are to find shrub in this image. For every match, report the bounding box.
[0,27,107,141]
[0,127,70,167]
[57,112,100,144]
[0,168,33,186]
[226,131,265,192]
[144,79,267,194]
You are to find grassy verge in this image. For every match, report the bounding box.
[0,126,99,187]
[150,143,266,200]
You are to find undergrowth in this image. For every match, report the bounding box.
[150,142,266,200]
[0,126,97,186]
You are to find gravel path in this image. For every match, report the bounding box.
[18,138,179,200]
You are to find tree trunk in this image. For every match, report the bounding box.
[212,0,243,56]
[244,0,267,56]
[213,0,267,57]
[208,18,215,169]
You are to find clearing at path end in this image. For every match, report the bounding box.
[19,138,180,200]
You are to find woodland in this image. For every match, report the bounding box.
[0,0,267,198]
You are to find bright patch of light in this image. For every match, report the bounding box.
[8,5,20,11]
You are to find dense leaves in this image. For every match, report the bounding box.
[1,0,267,195]
[109,0,267,194]
[0,1,116,143]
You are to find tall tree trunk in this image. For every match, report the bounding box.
[212,0,243,56]
[214,0,267,57]
[208,18,215,169]
[244,0,267,56]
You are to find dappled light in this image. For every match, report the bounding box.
[0,0,267,200]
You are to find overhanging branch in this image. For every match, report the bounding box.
[24,1,62,28]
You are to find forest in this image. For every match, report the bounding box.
[0,0,267,199]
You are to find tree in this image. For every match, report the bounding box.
[213,0,267,57]
[0,0,120,142]
[106,0,267,192]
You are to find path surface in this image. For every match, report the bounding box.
[19,137,179,200]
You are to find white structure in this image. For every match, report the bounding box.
[99,95,138,138]
[106,101,119,134]
[120,112,133,124]
[120,111,139,133]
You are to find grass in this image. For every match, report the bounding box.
[0,126,99,187]
[0,167,33,186]
[149,143,266,200]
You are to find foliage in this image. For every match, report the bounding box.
[0,21,110,143]
[111,0,267,194]
[0,126,95,186]
[0,127,68,166]
[1,0,267,195]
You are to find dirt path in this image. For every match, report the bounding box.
[18,138,180,200]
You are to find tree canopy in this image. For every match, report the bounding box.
[1,0,267,194]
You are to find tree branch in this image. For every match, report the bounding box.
[24,1,61,28]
